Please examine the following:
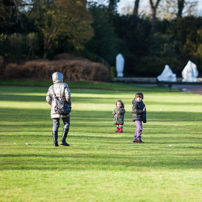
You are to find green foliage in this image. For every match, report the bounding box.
[113,15,151,75]
[181,28,202,74]
[166,16,202,75]
[0,33,39,58]
[82,48,110,67]
[0,0,13,33]
[1,1,202,76]
[86,4,118,66]
[0,33,26,57]
[110,66,116,80]
[35,3,68,58]
[56,0,94,54]
[135,57,183,77]
[148,32,180,58]
[168,16,198,45]
[108,0,120,16]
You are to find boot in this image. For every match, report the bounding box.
[52,131,59,147]
[61,129,70,146]
[119,126,123,133]
[136,139,144,143]
[115,126,119,133]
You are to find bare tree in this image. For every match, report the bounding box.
[157,0,177,20]
[177,0,198,18]
[184,1,198,17]
[177,0,185,18]
[149,0,161,28]
[133,0,140,16]
[157,0,198,20]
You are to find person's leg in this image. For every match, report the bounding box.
[119,124,123,133]
[115,124,119,132]
[133,122,138,142]
[52,118,60,147]
[135,121,144,143]
[136,121,142,140]
[61,117,70,146]
[133,121,143,142]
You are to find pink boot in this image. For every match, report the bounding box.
[115,126,119,133]
[119,126,123,133]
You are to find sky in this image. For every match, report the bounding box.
[117,0,202,14]
[88,0,202,16]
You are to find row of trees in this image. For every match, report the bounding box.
[132,0,198,18]
[0,0,202,77]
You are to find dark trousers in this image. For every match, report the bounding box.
[52,117,70,133]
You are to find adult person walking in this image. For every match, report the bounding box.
[46,72,71,147]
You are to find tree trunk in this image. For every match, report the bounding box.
[133,0,140,16]
[149,0,161,29]
[177,0,185,18]
[108,0,119,13]
[43,51,48,59]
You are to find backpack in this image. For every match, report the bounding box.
[52,85,71,115]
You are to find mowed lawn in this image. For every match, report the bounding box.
[0,83,202,202]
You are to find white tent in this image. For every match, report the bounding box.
[182,61,199,82]
[157,65,177,82]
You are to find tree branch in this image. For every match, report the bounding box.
[149,0,154,9]
[133,0,140,16]
[155,0,161,9]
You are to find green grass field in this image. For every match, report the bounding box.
[0,82,202,202]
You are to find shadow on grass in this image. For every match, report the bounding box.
[1,107,202,122]
[0,85,180,103]
[0,94,125,103]
[1,150,202,171]
[0,87,202,171]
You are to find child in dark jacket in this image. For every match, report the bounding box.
[132,92,146,143]
[113,100,125,133]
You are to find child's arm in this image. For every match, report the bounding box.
[133,103,144,114]
[112,108,116,115]
[143,103,146,112]
[143,108,146,123]
[119,108,125,114]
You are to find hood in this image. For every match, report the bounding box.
[132,98,142,104]
[52,72,63,84]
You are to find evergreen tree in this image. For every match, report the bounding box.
[86,4,118,65]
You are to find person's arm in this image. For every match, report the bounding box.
[46,87,52,106]
[143,105,146,123]
[132,103,144,114]
[143,103,146,112]
[112,108,116,115]
[119,108,125,114]
[64,84,71,106]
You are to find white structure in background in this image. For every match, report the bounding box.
[157,65,177,82]
[182,60,199,82]
[116,54,124,77]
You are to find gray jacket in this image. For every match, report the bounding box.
[46,72,71,119]
[113,107,125,125]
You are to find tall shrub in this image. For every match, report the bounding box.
[86,4,118,66]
